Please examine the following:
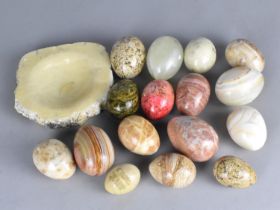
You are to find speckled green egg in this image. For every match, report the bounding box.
[213,156,256,188]
[106,79,139,118]
[110,36,146,79]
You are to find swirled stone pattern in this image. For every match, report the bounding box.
[74,125,115,176]
[167,116,219,162]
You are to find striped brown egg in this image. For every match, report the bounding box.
[73,125,115,176]
[176,73,210,116]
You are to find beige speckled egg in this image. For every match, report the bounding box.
[33,139,76,180]
[213,156,256,188]
[149,153,196,188]
[104,164,141,195]
[110,36,146,78]
[225,39,265,72]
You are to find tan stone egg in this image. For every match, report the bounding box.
[149,153,196,188]
[118,115,160,155]
[213,156,256,188]
[104,164,141,195]
[33,139,76,180]
[111,36,146,78]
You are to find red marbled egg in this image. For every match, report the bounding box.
[141,80,174,120]
[176,73,210,116]
[167,116,219,162]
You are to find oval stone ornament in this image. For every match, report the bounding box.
[213,156,257,188]
[167,116,219,162]
[104,164,141,195]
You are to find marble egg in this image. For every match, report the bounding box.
[225,39,265,72]
[33,139,76,180]
[167,116,219,162]
[184,37,216,73]
[213,156,257,188]
[147,36,183,80]
[149,153,196,188]
[106,79,139,118]
[176,73,210,116]
[215,67,264,106]
[104,164,141,195]
[110,36,146,78]
[118,115,160,155]
[227,106,267,151]
[141,80,174,120]
[74,125,115,176]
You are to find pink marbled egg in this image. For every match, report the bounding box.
[176,73,210,116]
[141,80,174,120]
[167,116,219,162]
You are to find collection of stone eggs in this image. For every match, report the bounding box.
[14,36,267,195]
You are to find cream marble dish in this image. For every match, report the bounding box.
[14,42,113,128]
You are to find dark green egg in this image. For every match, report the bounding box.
[106,79,139,118]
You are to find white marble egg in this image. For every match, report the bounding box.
[147,36,183,80]
[184,37,216,73]
[227,106,267,151]
[215,67,264,106]
[33,139,76,179]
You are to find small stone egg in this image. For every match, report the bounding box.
[227,106,267,151]
[33,139,76,180]
[225,39,265,72]
[167,116,219,162]
[141,80,174,120]
[104,164,141,195]
[147,36,183,80]
[213,156,257,188]
[74,125,115,176]
[176,73,210,116]
[215,66,264,106]
[110,36,146,78]
[118,115,160,155]
[184,37,216,73]
[106,79,139,118]
[149,153,196,188]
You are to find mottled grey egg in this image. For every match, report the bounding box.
[110,36,146,78]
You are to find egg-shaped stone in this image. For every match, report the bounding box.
[215,67,264,106]
[225,39,265,72]
[167,116,219,162]
[106,79,139,118]
[213,156,257,188]
[74,125,115,176]
[176,73,210,116]
[149,153,196,188]
[118,115,160,155]
[227,106,267,151]
[141,80,174,120]
[104,164,141,195]
[110,36,146,78]
[184,37,216,73]
[147,36,183,80]
[33,139,76,179]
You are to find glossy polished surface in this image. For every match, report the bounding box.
[106,79,139,118]
[118,115,160,155]
[149,153,196,188]
[167,116,219,162]
[213,156,257,188]
[110,36,146,78]
[104,164,141,195]
[227,106,267,151]
[215,67,264,106]
[33,139,76,180]
[147,36,183,80]
[141,80,174,120]
[225,39,265,72]
[176,73,210,116]
[74,125,115,176]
